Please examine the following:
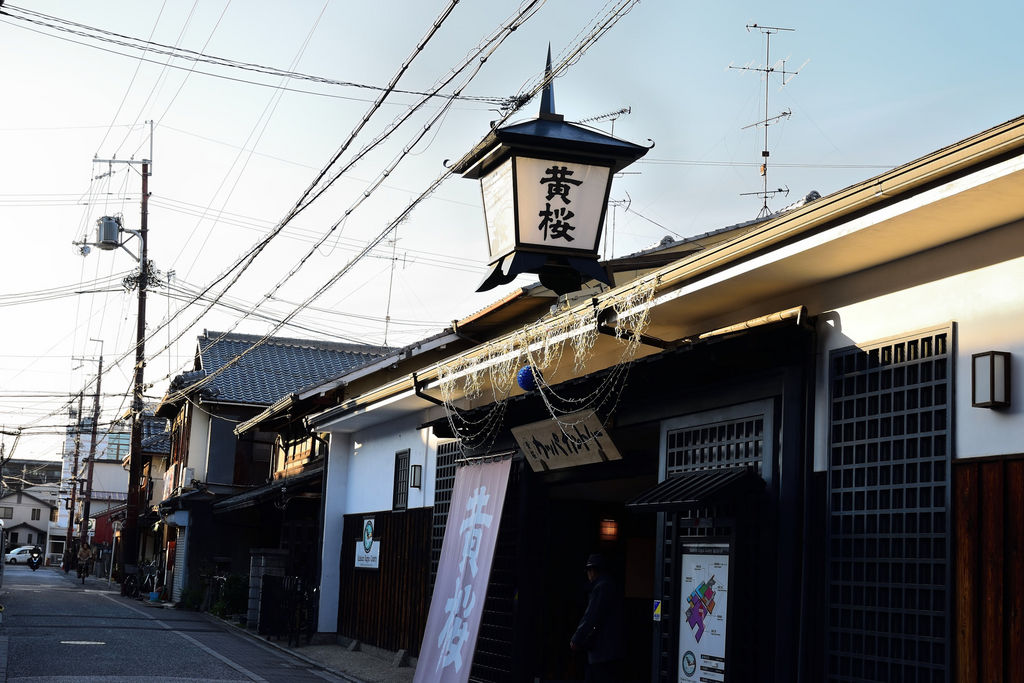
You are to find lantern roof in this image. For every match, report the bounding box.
[452,48,650,179]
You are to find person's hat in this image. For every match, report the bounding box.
[585,553,605,569]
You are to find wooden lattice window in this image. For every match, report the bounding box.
[826,328,952,682]
[393,449,410,511]
[666,415,765,477]
[431,440,460,584]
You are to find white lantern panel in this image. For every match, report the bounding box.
[480,157,516,261]
[514,156,611,252]
[973,354,991,405]
[992,353,1007,403]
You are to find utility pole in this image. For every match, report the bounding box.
[64,393,84,566]
[78,123,155,586]
[80,342,103,545]
[122,159,150,581]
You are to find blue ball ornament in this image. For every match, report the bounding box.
[516,365,542,391]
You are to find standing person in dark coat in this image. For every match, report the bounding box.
[570,553,625,683]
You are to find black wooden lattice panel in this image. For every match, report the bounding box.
[469,461,519,683]
[666,416,765,476]
[658,414,766,681]
[827,330,952,683]
[393,449,410,511]
[431,440,460,586]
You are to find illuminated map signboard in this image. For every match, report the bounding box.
[678,544,730,683]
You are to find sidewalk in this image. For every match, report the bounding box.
[253,636,416,683]
[213,616,417,683]
[64,570,416,682]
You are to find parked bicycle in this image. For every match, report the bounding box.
[122,572,139,599]
[141,561,159,597]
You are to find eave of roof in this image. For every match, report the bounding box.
[626,466,764,512]
[0,489,57,508]
[212,467,322,513]
[309,114,1024,429]
[233,329,463,436]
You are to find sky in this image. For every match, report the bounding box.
[1,0,1022,462]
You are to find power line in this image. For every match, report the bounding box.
[155,0,641,408]
[5,1,637,431]
[149,197,486,273]
[19,0,492,428]
[134,0,546,394]
[0,272,131,307]
[116,0,213,158]
[92,0,170,156]
[0,4,518,107]
[639,158,894,169]
[171,3,327,281]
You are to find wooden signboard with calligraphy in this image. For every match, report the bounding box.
[511,410,622,472]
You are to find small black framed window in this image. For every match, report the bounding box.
[393,449,410,510]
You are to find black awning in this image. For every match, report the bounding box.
[626,467,763,512]
[212,467,322,514]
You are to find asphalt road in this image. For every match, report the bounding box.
[0,564,347,683]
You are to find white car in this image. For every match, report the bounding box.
[4,546,38,564]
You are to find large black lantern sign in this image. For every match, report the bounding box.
[454,52,650,294]
[481,155,611,260]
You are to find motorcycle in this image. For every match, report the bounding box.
[28,547,42,572]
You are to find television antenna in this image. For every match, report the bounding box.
[729,24,808,218]
[577,107,631,135]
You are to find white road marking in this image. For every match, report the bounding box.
[101,595,267,682]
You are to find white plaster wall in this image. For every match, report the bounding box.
[813,254,1024,471]
[88,460,129,496]
[187,408,210,482]
[344,413,433,514]
[317,406,443,633]
[318,432,351,633]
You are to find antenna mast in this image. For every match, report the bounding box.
[730,24,806,218]
[578,107,631,136]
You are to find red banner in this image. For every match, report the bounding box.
[414,457,512,682]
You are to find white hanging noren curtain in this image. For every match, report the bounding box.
[414,457,512,682]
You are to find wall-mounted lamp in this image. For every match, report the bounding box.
[972,351,1011,408]
[410,464,423,489]
[353,441,363,451]
[599,518,618,542]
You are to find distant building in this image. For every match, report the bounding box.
[153,331,388,601]
[0,458,61,492]
[0,486,57,551]
[48,407,133,560]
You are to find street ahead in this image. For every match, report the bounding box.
[0,564,348,683]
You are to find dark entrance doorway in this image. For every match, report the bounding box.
[532,474,656,683]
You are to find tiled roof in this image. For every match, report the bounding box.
[186,331,387,407]
[142,414,168,442]
[141,431,171,455]
[132,413,170,455]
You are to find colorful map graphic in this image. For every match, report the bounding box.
[684,575,717,642]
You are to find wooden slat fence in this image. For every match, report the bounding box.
[338,507,432,655]
[954,456,1024,683]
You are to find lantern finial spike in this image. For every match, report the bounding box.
[539,44,558,119]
